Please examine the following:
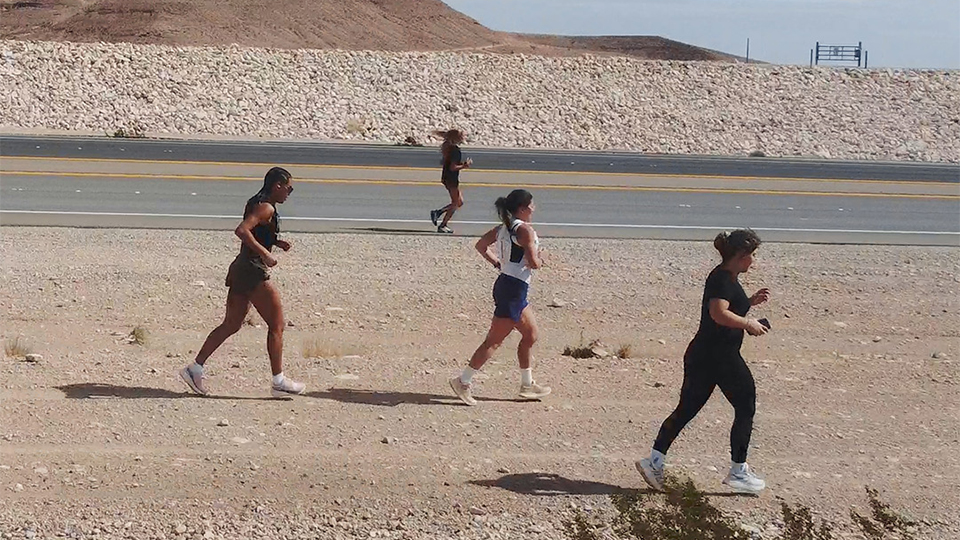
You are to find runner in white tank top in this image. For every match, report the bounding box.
[449,189,552,406]
[497,218,539,284]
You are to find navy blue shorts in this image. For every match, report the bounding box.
[493,274,529,322]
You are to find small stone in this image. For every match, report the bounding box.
[230,437,250,445]
[381,436,394,444]
[175,523,187,534]
[24,354,42,363]
[469,506,487,516]
[190,280,206,287]
[652,382,665,388]
[547,299,567,308]
[217,419,229,427]
[833,321,847,328]
[657,339,666,345]
[872,336,882,342]
[932,352,945,359]
[34,466,48,476]
[497,467,511,474]
[13,483,24,492]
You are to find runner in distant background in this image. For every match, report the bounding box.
[430,129,471,234]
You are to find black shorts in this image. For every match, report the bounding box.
[441,176,460,190]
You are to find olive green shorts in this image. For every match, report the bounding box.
[225,256,269,295]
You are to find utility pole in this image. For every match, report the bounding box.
[746,38,750,63]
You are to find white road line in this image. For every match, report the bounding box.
[2,210,958,236]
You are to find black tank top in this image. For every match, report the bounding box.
[239,192,279,260]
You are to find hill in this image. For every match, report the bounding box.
[0,0,737,60]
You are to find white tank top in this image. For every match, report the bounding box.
[497,219,539,284]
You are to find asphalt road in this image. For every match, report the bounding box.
[2,135,958,182]
[1,136,958,245]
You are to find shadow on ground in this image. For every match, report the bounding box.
[55,383,273,401]
[304,388,526,407]
[470,472,749,498]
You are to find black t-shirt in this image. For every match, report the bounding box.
[442,145,462,182]
[692,266,751,352]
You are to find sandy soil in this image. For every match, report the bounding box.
[1,227,958,539]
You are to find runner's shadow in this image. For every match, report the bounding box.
[469,472,749,498]
[55,383,274,401]
[303,388,527,407]
[469,472,634,496]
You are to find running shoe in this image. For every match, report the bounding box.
[179,363,208,396]
[437,226,454,234]
[518,382,551,400]
[722,463,766,494]
[449,376,477,406]
[635,458,665,491]
[430,209,441,226]
[271,377,306,398]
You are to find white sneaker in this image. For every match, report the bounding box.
[271,378,305,398]
[636,458,665,491]
[449,376,477,406]
[518,382,551,401]
[179,364,208,396]
[723,463,766,494]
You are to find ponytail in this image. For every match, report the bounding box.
[495,197,512,229]
[494,189,534,230]
[714,229,761,262]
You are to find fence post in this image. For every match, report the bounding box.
[810,49,814,67]
[864,50,868,68]
[746,38,750,63]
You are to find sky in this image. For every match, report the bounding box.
[444,0,960,69]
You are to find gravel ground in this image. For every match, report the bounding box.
[1,227,958,539]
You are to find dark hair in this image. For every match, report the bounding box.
[714,229,761,262]
[494,189,534,229]
[259,166,292,196]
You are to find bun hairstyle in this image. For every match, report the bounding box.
[259,166,292,196]
[714,229,761,262]
[494,189,534,229]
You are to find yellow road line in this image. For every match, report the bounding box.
[1,155,955,186]
[2,170,956,199]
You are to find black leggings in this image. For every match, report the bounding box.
[653,343,757,463]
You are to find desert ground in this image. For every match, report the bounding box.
[1,227,958,539]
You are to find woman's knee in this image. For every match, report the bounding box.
[519,330,538,347]
[482,338,503,351]
[734,397,756,420]
[222,317,245,335]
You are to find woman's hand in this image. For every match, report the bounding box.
[275,239,292,252]
[745,318,768,336]
[262,253,279,268]
[750,288,770,306]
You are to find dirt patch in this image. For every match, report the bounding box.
[0,227,958,538]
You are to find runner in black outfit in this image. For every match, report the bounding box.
[430,129,471,234]
[636,229,771,494]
